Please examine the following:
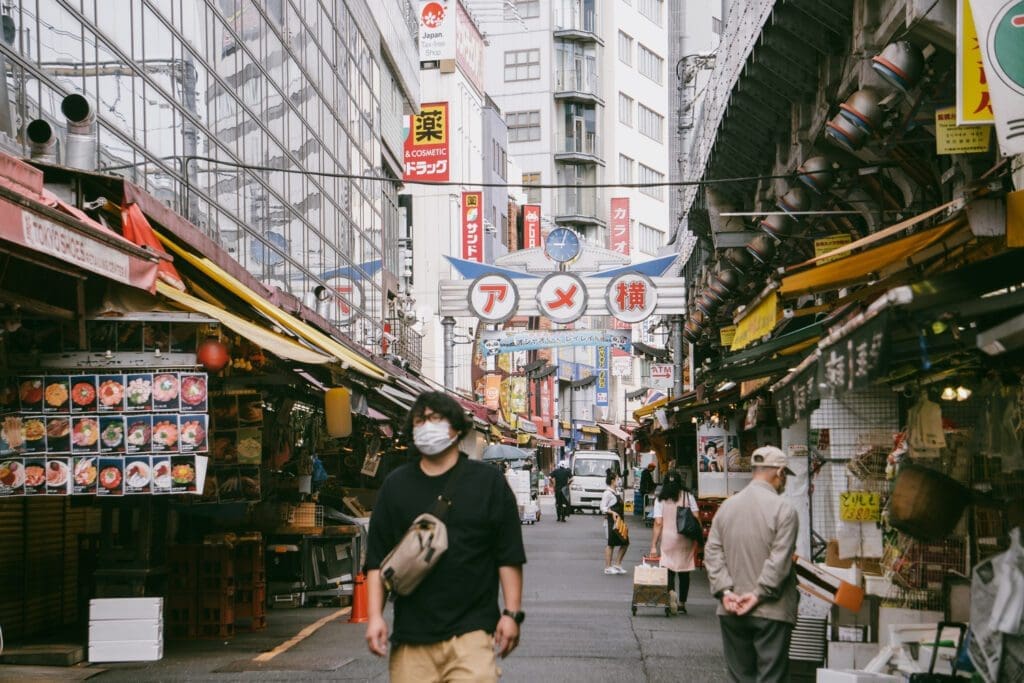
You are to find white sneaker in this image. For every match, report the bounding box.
[613,565,627,574]
[604,567,617,575]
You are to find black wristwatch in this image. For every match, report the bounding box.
[502,608,525,625]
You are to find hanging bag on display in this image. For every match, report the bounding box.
[675,492,703,541]
[379,458,466,597]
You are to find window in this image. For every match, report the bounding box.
[638,222,665,254]
[618,92,634,126]
[638,0,663,25]
[712,16,723,34]
[619,154,634,183]
[505,0,540,19]
[638,45,664,84]
[504,49,541,82]
[507,110,541,142]
[522,172,542,204]
[618,31,633,65]
[638,164,665,200]
[637,104,664,142]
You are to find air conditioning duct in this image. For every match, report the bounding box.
[26,119,58,163]
[61,93,96,171]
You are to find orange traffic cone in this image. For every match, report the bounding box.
[348,572,369,623]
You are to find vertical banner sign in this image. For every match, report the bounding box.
[404,103,450,182]
[461,191,484,263]
[419,1,455,63]
[968,0,1024,155]
[484,373,501,411]
[610,198,631,256]
[957,0,996,125]
[595,346,609,408]
[522,205,542,249]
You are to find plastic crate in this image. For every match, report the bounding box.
[166,621,198,640]
[197,589,235,626]
[197,622,235,640]
[235,615,267,632]
[167,544,200,591]
[234,539,266,586]
[234,584,266,620]
[198,545,235,591]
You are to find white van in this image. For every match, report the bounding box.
[569,450,623,514]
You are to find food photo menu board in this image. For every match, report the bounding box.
[203,392,263,503]
[0,372,209,498]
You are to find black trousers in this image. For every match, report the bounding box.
[554,491,570,519]
[667,570,691,603]
[718,615,793,683]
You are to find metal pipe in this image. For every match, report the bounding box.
[60,93,96,170]
[442,316,455,391]
[672,315,684,396]
[26,119,58,163]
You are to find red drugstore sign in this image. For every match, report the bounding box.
[522,205,541,249]
[404,102,450,182]
[610,197,630,256]
[461,191,484,263]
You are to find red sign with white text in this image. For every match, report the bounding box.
[404,102,450,182]
[523,205,541,249]
[462,191,484,262]
[610,197,630,256]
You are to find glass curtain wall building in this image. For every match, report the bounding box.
[0,0,417,350]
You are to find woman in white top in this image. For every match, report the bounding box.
[599,469,629,574]
[649,470,700,614]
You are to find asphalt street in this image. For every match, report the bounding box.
[87,494,728,681]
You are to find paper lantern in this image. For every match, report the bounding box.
[197,336,230,372]
[325,387,353,438]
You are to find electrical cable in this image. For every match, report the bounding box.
[100,154,899,191]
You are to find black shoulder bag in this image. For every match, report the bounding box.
[675,492,703,541]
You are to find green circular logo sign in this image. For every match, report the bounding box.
[988,0,1024,93]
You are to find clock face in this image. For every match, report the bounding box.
[545,227,581,263]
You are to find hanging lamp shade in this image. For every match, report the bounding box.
[838,89,883,134]
[826,113,868,152]
[709,267,742,300]
[872,41,924,92]
[777,186,810,216]
[695,290,721,316]
[724,247,754,273]
[797,155,835,193]
[759,213,795,239]
[746,233,776,264]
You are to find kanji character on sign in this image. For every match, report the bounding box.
[824,349,846,388]
[615,280,648,311]
[415,108,445,143]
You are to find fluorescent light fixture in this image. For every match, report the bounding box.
[717,381,737,392]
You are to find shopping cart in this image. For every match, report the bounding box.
[631,554,670,616]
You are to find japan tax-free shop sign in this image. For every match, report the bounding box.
[963,0,1024,155]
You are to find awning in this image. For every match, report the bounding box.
[156,282,331,365]
[580,425,601,435]
[156,233,388,382]
[598,423,631,441]
[0,155,159,291]
[633,396,669,420]
[517,418,538,434]
[571,375,596,389]
[779,219,966,298]
[375,385,414,413]
[121,203,185,291]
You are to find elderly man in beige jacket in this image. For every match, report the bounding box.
[704,446,799,683]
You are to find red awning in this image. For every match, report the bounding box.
[121,203,185,291]
[0,154,158,291]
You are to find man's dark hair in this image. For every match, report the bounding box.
[657,470,685,502]
[403,391,472,449]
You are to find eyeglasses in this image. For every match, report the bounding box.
[411,412,446,427]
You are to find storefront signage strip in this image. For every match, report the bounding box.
[730,291,779,351]
[478,329,631,357]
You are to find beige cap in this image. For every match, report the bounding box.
[750,445,795,475]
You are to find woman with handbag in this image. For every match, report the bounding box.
[600,469,630,574]
[649,470,700,614]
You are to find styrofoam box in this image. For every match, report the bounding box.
[90,598,163,621]
[826,642,884,670]
[89,640,163,663]
[89,619,162,643]
[816,670,898,683]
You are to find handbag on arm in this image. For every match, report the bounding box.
[675,492,703,541]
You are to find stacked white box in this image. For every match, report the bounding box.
[505,470,531,506]
[88,598,164,662]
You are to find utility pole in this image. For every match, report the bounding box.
[672,315,685,397]
[442,316,455,391]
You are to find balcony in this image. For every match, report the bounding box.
[553,69,603,105]
[385,317,423,373]
[553,3,602,44]
[554,187,605,227]
[553,131,604,166]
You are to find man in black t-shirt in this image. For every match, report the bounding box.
[550,460,573,521]
[365,392,526,682]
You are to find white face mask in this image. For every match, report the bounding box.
[413,420,457,456]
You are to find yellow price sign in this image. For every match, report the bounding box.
[839,491,881,522]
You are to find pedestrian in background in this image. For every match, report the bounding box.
[638,461,656,515]
[364,392,527,682]
[648,470,699,615]
[704,446,798,683]
[600,468,629,574]
[550,459,573,522]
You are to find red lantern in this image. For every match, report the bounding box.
[197,336,230,372]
